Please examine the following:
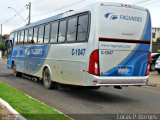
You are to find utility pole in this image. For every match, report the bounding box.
[1,24,2,38]
[26,2,31,24]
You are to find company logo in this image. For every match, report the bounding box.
[105,13,142,22]
[25,48,30,55]
[105,13,118,20]
[25,48,43,56]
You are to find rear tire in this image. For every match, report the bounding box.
[43,68,58,89]
[158,70,160,74]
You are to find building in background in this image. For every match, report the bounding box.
[152,27,160,53]
[152,28,160,42]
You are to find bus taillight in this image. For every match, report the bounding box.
[146,52,151,76]
[89,50,100,76]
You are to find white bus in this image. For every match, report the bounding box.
[6,2,152,89]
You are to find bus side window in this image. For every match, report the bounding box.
[38,25,44,44]
[58,20,66,43]
[67,16,77,42]
[33,27,38,44]
[10,33,15,45]
[44,24,51,44]
[50,22,58,43]
[14,32,18,45]
[28,28,33,44]
[17,31,21,45]
[77,14,89,42]
[24,29,29,44]
[20,30,24,45]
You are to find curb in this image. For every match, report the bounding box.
[0,98,27,120]
[25,94,73,120]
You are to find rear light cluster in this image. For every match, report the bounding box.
[146,52,151,76]
[88,50,100,76]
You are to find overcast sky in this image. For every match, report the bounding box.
[0,0,160,34]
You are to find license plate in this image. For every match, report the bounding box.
[118,67,130,73]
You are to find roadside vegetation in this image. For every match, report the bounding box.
[0,82,70,120]
[0,35,7,57]
[0,41,6,57]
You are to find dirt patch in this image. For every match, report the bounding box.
[0,104,15,120]
[149,71,160,87]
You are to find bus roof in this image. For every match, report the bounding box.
[11,2,148,33]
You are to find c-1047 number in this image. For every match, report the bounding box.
[72,48,86,56]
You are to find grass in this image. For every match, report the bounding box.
[0,82,70,120]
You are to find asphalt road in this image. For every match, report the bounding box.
[0,59,160,120]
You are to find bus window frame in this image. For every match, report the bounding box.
[19,30,25,45]
[76,14,90,43]
[65,12,90,44]
[57,19,67,43]
[33,26,39,44]
[66,16,78,43]
[44,23,51,44]
[37,24,45,45]
[14,32,18,45]
[28,27,34,44]
[17,31,21,45]
[50,21,59,44]
[24,29,29,45]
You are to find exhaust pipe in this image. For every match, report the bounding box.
[114,86,122,89]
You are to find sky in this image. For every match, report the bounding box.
[0,0,160,34]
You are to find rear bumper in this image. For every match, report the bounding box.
[89,75,149,86]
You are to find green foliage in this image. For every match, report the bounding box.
[0,41,6,52]
[0,82,70,120]
[2,35,7,40]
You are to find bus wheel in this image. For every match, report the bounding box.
[43,68,58,89]
[158,70,160,74]
[12,64,20,77]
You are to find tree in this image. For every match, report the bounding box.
[0,35,7,56]
[0,41,6,56]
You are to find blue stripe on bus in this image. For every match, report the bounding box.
[12,45,50,74]
[142,12,152,41]
[101,51,148,76]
